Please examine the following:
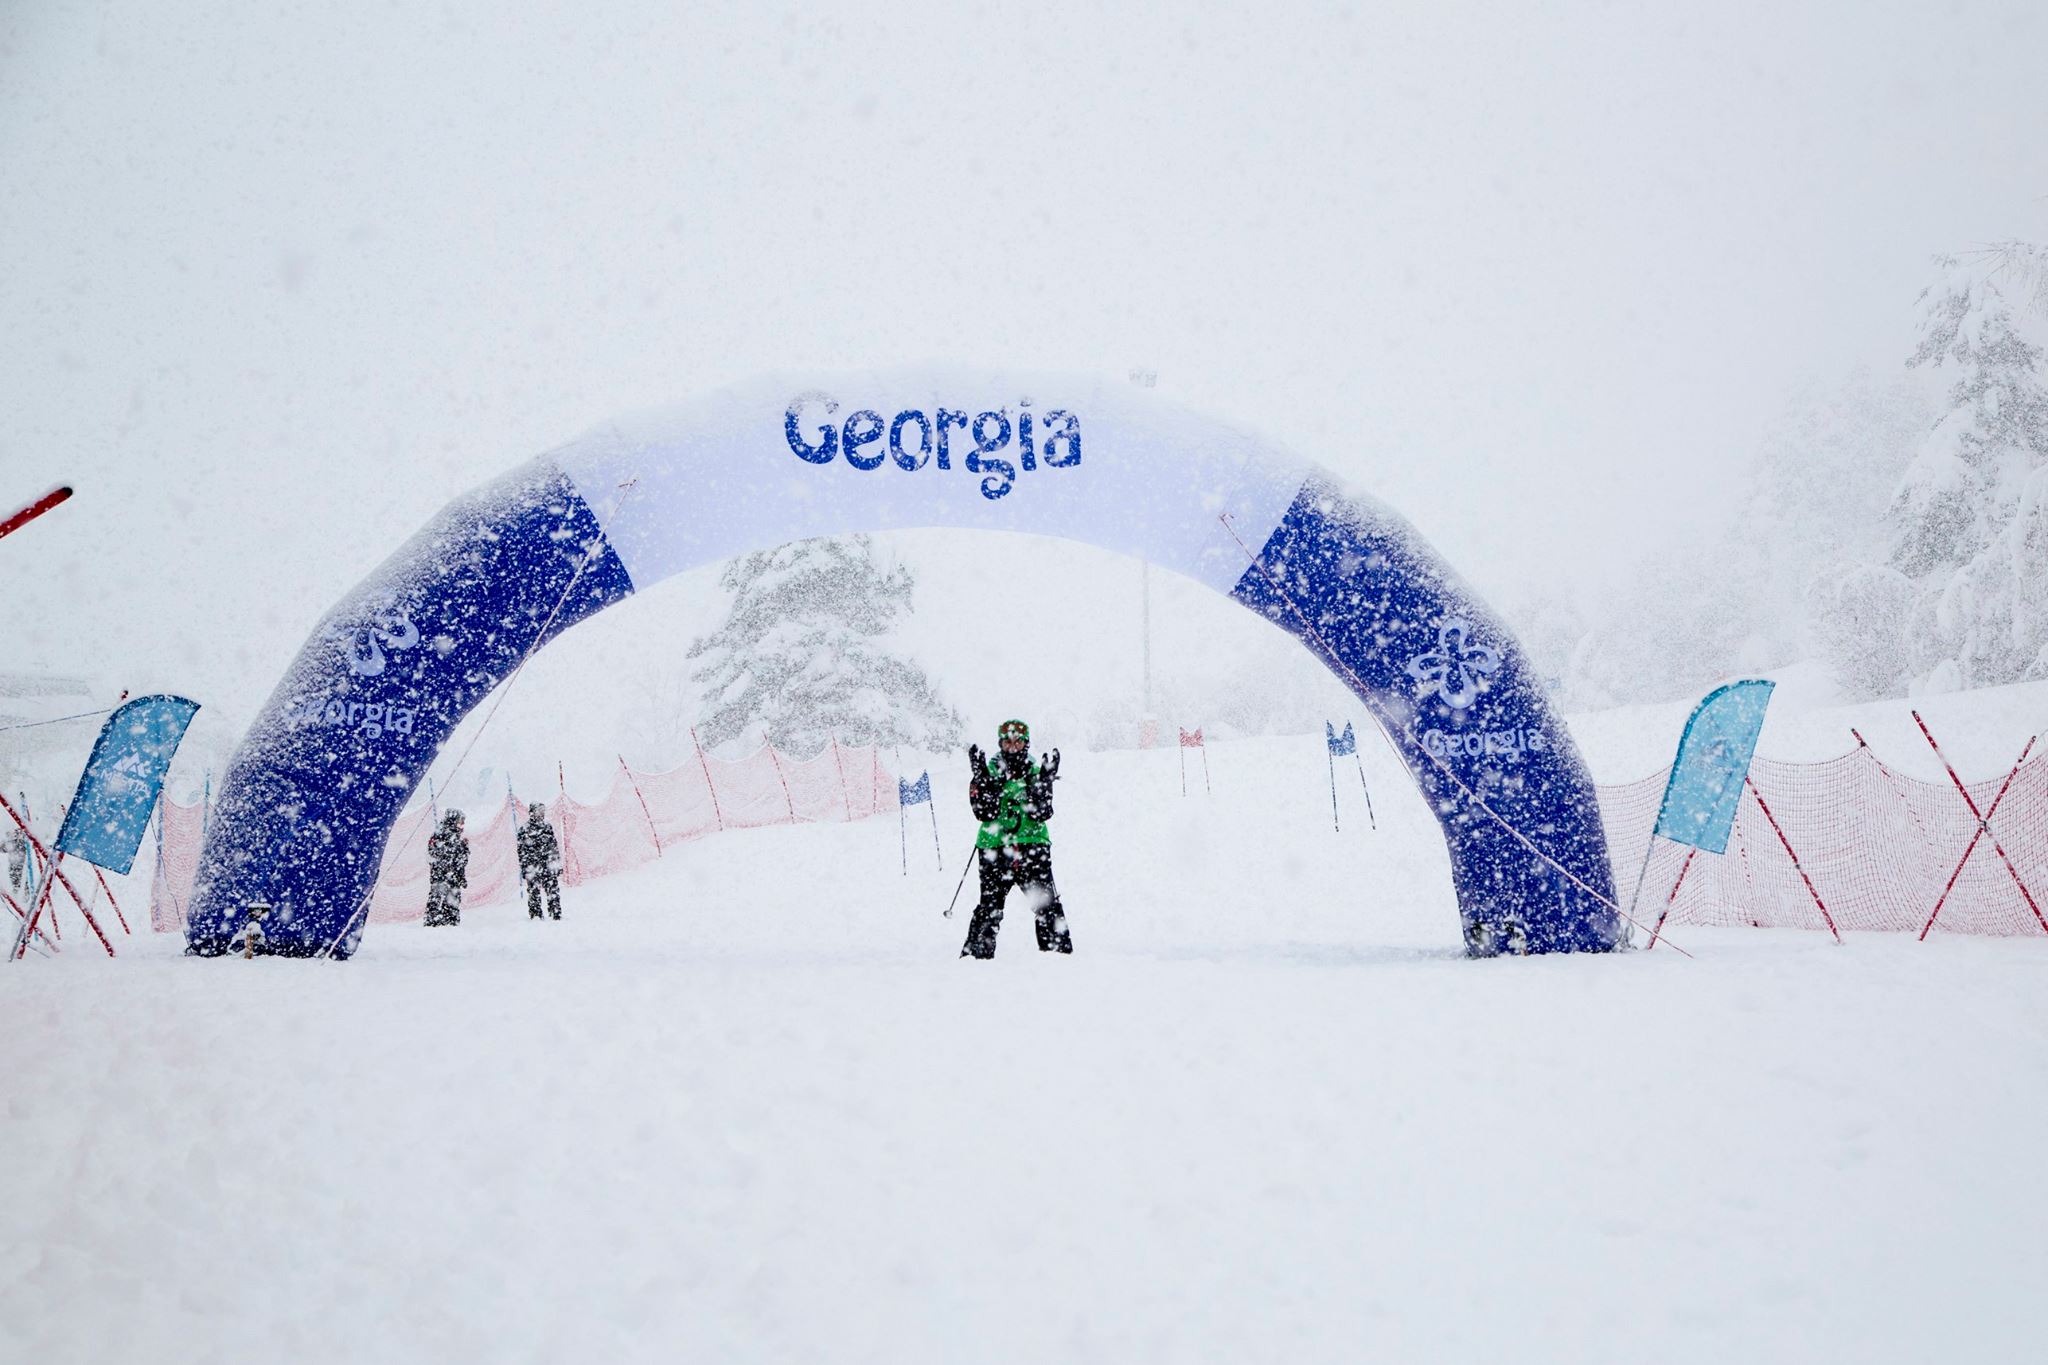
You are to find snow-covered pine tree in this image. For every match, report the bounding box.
[1880,253,2048,693]
[687,535,963,755]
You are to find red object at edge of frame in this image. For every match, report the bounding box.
[0,486,74,541]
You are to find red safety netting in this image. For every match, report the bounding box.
[1597,751,2048,938]
[150,741,898,931]
[147,735,2048,939]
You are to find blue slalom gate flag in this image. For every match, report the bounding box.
[1326,721,1356,757]
[899,772,932,807]
[1653,680,1775,854]
[55,694,201,874]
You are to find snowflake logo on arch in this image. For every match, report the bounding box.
[327,604,420,679]
[1405,617,1500,711]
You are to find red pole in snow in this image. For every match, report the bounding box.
[1,791,113,957]
[1645,845,1698,951]
[0,485,72,542]
[1743,775,1841,944]
[92,865,131,935]
[1911,714,2045,937]
[1915,734,2031,938]
[3,888,58,953]
[690,727,725,832]
[763,731,797,824]
[829,736,853,821]
[619,755,662,856]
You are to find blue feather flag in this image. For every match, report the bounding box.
[55,695,201,874]
[1654,680,1775,854]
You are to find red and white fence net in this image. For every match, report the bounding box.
[150,741,898,931]
[1597,751,2048,938]
[148,736,2048,938]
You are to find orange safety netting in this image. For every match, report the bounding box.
[150,741,898,931]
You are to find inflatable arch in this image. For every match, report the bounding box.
[187,370,1623,959]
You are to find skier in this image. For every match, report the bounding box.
[517,802,564,921]
[424,810,468,927]
[960,718,1072,958]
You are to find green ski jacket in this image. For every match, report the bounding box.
[974,759,1052,849]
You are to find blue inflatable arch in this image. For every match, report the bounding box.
[188,370,1622,959]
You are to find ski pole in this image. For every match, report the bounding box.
[942,843,979,918]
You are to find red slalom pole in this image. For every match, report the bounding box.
[619,755,662,856]
[1916,734,2031,938]
[0,485,72,542]
[691,727,726,831]
[3,888,58,954]
[763,732,797,823]
[1912,714,2046,936]
[1744,775,1842,944]
[0,793,115,958]
[1645,845,1698,951]
[93,866,131,935]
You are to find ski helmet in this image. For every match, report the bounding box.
[998,719,1029,745]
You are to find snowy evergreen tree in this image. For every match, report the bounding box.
[1536,367,1933,707]
[1876,254,2048,693]
[687,535,963,755]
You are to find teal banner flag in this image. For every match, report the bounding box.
[1653,680,1774,855]
[55,695,201,874]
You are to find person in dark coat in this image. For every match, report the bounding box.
[3,823,26,900]
[424,810,468,927]
[518,802,564,921]
[960,718,1072,959]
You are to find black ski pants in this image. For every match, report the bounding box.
[424,878,463,927]
[524,872,561,920]
[961,843,1071,958]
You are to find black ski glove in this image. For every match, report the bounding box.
[1040,749,1061,783]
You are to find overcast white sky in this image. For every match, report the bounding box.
[5,1,2046,780]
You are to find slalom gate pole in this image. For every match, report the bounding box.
[620,755,662,857]
[1914,733,2031,939]
[11,874,58,961]
[1743,775,1841,944]
[1645,845,1698,950]
[16,852,111,959]
[1621,832,1659,944]
[763,731,797,823]
[3,888,57,955]
[942,843,978,919]
[1,792,112,958]
[899,799,908,876]
[1352,751,1376,829]
[928,801,943,869]
[830,737,853,821]
[1911,716,2044,937]
[1326,747,1340,833]
[1178,742,1187,798]
[1202,745,1211,796]
[93,866,130,935]
[691,726,726,831]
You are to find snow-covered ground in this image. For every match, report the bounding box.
[8,715,2047,1363]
